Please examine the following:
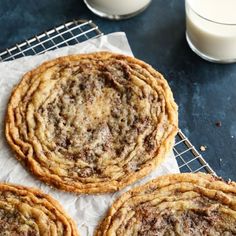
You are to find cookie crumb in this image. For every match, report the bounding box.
[215,121,222,127]
[200,145,207,152]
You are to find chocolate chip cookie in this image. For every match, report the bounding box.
[5,52,178,194]
[96,173,236,235]
[0,183,79,235]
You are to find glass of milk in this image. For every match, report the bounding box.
[186,0,236,63]
[84,0,152,20]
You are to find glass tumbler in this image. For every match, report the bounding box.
[185,0,236,63]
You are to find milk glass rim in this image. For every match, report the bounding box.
[83,0,152,20]
[185,0,236,26]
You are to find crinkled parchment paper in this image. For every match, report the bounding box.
[0,32,179,236]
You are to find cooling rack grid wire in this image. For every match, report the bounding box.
[0,20,103,61]
[0,19,216,176]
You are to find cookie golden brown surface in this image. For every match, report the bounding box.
[95,173,236,235]
[5,52,178,194]
[0,182,79,235]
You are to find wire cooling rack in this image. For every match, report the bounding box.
[0,19,216,175]
[0,20,103,61]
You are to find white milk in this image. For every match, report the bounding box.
[186,0,236,62]
[84,0,151,17]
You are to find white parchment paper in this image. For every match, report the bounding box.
[0,32,179,236]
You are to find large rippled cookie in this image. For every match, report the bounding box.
[5,52,178,194]
[96,173,236,235]
[0,183,78,235]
